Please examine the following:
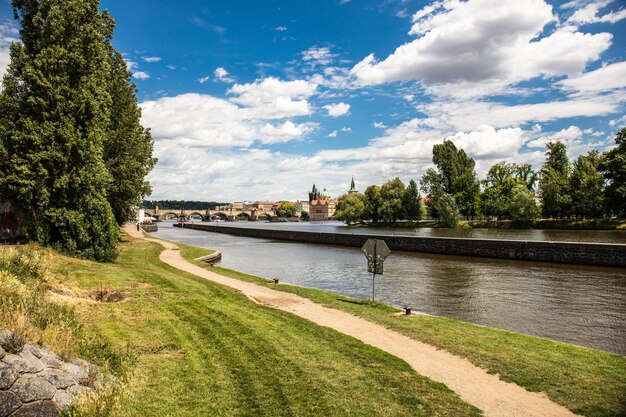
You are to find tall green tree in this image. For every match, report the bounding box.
[480,162,536,218]
[275,201,296,217]
[402,179,423,221]
[334,193,366,225]
[599,128,626,217]
[364,185,382,223]
[104,50,156,225]
[509,185,540,224]
[0,0,154,261]
[379,177,405,223]
[432,140,480,219]
[420,168,445,219]
[570,152,604,219]
[539,141,571,219]
[433,193,459,228]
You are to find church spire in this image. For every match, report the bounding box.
[348,177,357,193]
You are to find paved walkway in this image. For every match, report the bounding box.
[126,224,579,417]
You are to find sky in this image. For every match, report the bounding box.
[1,0,625,202]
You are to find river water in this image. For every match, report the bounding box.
[153,221,626,355]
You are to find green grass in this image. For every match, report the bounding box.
[42,234,481,417]
[178,243,626,417]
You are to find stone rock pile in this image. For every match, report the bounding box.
[0,330,101,417]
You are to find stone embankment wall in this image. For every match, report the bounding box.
[0,330,101,417]
[177,223,626,268]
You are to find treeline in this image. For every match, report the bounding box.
[143,200,227,211]
[0,1,155,260]
[335,128,626,227]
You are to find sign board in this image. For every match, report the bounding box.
[361,239,391,275]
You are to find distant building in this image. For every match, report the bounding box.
[308,184,336,221]
[254,201,276,212]
[295,200,309,216]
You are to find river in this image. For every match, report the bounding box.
[153,221,626,355]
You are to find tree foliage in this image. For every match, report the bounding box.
[509,185,540,224]
[481,162,537,218]
[379,178,406,223]
[570,152,604,219]
[402,179,423,221]
[539,141,571,219]
[364,185,382,223]
[599,128,626,217]
[0,0,154,261]
[275,201,296,218]
[334,193,366,225]
[432,140,480,218]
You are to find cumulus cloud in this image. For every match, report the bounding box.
[214,67,235,83]
[557,61,626,94]
[125,59,150,80]
[141,92,317,149]
[350,0,612,98]
[228,77,318,118]
[323,102,350,117]
[565,0,626,25]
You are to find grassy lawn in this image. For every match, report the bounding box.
[17,235,481,417]
[178,243,626,417]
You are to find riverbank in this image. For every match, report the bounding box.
[362,218,626,230]
[166,236,626,417]
[1,236,482,416]
[177,223,626,267]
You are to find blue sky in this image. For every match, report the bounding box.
[1,0,625,202]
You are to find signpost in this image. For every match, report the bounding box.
[361,239,391,301]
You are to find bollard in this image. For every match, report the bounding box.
[404,307,412,315]
[273,279,279,284]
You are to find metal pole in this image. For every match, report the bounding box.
[372,240,377,302]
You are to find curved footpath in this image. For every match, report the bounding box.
[125,224,579,417]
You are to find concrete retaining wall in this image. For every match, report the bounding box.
[176,223,626,268]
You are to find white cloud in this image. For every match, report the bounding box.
[167,64,176,70]
[328,130,338,137]
[418,93,624,131]
[566,0,626,25]
[140,92,316,150]
[142,56,161,62]
[373,122,387,129]
[557,61,626,94]
[133,71,150,80]
[302,46,337,66]
[125,59,150,79]
[274,26,288,31]
[198,76,210,84]
[228,77,317,118]
[350,0,612,98]
[323,102,350,117]
[214,67,235,83]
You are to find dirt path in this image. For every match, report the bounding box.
[126,224,579,417]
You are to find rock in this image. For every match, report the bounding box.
[62,362,88,384]
[2,350,44,374]
[0,362,19,390]
[67,383,92,397]
[39,369,74,389]
[22,343,41,359]
[10,400,59,417]
[0,390,21,417]
[52,390,73,410]
[13,374,56,402]
[38,348,63,370]
[0,345,5,359]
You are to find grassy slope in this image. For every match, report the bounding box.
[178,243,626,417]
[45,235,480,417]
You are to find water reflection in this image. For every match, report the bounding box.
[153,221,626,355]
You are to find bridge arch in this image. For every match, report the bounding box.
[256,212,273,221]
[162,212,180,220]
[235,212,251,221]
[211,212,228,221]
[188,212,205,220]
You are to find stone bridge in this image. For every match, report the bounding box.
[144,208,274,222]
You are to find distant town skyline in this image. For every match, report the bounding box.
[2,0,624,201]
